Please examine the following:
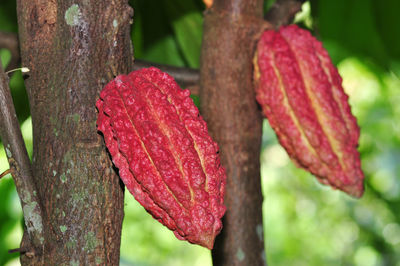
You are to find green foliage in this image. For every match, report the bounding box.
[120,193,211,266]
[131,0,186,66]
[310,0,400,76]
[161,0,203,68]
[0,49,11,67]
[1,0,399,265]
[0,177,22,264]
[0,1,17,32]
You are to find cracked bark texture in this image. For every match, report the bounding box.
[200,0,266,265]
[16,0,134,264]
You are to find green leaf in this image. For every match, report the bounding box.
[162,0,203,68]
[141,35,186,66]
[0,49,11,69]
[130,0,186,66]
[373,0,400,60]
[310,0,391,70]
[0,1,18,32]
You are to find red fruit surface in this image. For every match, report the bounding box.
[254,25,364,198]
[96,67,226,249]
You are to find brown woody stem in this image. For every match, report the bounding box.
[265,0,306,28]
[16,0,132,263]
[8,247,33,254]
[0,62,45,251]
[0,169,11,179]
[200,0,266,265]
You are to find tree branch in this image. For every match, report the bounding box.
[0,62,45,251]
[0,31,200,94]
[265,0,306,28]
[133,59,199,92]
[0,32,20,72]
[0,168,11,179]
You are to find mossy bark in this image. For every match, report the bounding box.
[16,0,134,264]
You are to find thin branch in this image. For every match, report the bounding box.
[133,59,200,93]
[0,32,20,72]
[265,0,306,28]
[8,247,30,254]
[0,168,11,179]
[9,247,35,258]
[0,62,45,251]
[0,32,200,94]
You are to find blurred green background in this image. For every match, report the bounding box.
[1,0,399,265]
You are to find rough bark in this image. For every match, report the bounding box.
[200,0,266,265]
[16,0,134,264]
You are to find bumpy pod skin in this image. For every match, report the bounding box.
[96,67,226,249]
[254,25,364,198]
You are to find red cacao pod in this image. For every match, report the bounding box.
[254,25,364,198]
[96,67,226,249]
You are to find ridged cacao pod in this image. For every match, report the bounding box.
[254,25,364,198]
[96,67,226,249]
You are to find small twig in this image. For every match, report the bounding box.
[0,32,200,93]
[0,61,45,250]
[265,0,306,28]
[8,247,36,257]
[0,169,11,179]
[6,67,30,75]
[9,247,27,254]
[133,59,200,93]
[0,32,20,72]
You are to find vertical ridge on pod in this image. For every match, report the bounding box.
[254,24,364,198]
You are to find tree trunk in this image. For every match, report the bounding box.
[16,0,133,264]
[200,0,266,265]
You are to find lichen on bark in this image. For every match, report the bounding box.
[16,0,134,264]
